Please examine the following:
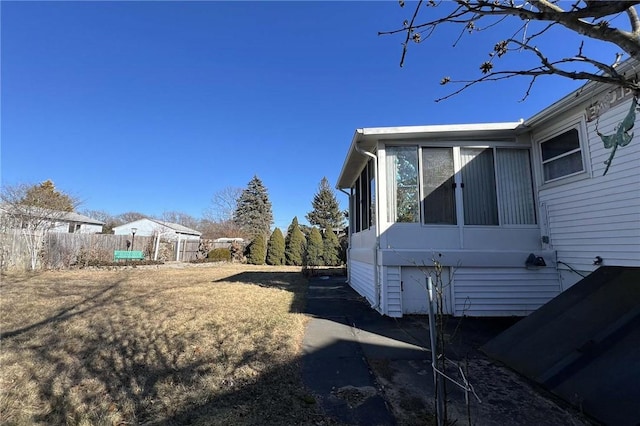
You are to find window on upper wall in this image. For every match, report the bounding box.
[422,147,456,224]
[354,176,362,232]
[384,145,536,226]
[360,165,370,230]
[496,149,536,224]
[540,127,584,182]
[386,146,420,223]
[460,147,499,225]
[368,159,376,228]
[351,159,376,233]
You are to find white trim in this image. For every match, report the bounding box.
[360,121,523,137]
[533,114,591,187]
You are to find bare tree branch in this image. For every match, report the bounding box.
[381,0,640,99]
[1,182,81,270]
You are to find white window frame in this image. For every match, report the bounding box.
[535,118,589,185]
[381,141,537,227]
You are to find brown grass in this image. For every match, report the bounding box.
[0,263,325,425]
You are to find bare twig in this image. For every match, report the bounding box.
[381,0,640,100]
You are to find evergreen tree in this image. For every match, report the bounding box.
[285,217,306,266]
[22,180,75,212]
[304,227,324,267]
[306,177,345,231]
[338,233,349,265]
[266,228,285,265]
[322,228,340,266]
[247,234,266,265]
[233,175,273,238]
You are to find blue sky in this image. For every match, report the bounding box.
[1,1,618,230]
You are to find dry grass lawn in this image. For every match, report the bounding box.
[0,263,326,425]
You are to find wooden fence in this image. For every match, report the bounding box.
[0,230,205,271]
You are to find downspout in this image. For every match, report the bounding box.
[355,144,382,311]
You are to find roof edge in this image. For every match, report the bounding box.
[524,57,639,128]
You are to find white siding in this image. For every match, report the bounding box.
[399,266,453,316]
[453,267,561,317]
[78,223,103,234]
[537,99,640,281]
[383,266,402,317]
[349,259,376,307]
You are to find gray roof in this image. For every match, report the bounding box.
[153,219,202,236]
[0,203,105,225]
[61,211,105,225]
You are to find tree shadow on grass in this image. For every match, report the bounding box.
[0,271,331,425]
[212,271,308,313]
[0,279,125,340]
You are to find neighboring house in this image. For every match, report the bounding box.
[113,218,202,241]
[337,60,640,318]
[212,237,245,249]
[0,205,105,234]
[57,211,105,234]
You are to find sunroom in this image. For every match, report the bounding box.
[337,123,560,317]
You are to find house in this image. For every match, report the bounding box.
[0,205,104,234]
[337,60,640,318]
[113,218,202,261]
[212,237,245,249]
[113,218,201,241]
[58,211,105,233]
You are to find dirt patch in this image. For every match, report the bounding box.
[368,346,596,426]
[370,359,434,426]
[332,385,377,408]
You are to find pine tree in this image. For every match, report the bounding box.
[22,180,75,212]
[304,227,324,267]
[266,228,285,265]
[322,228,340,266]
[285,217,306,266]
[247,234,266,265]
[233,175,273,238]
[306,177,345,231]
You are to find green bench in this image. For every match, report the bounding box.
[114,250,145,261]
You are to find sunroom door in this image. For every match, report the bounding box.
[421,147,457,225]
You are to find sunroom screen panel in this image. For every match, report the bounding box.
[497,149,536,224]
[460,148,498,225]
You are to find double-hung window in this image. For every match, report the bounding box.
[540,126,584,182]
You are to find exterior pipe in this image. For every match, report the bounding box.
[354,144,382,311]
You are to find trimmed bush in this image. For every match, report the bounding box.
[247,235,267,265]
[322,228,340,266]
[304,227,324,267]
[266,228,285,265]
[285,217,306,266]
[207,248,231,262]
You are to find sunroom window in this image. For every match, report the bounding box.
[422,147,456,224]
[540,128,584,182]
[351,158,376,233]
[384,145,536,226]
[460,148,499,225]
[386,146,419,223]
